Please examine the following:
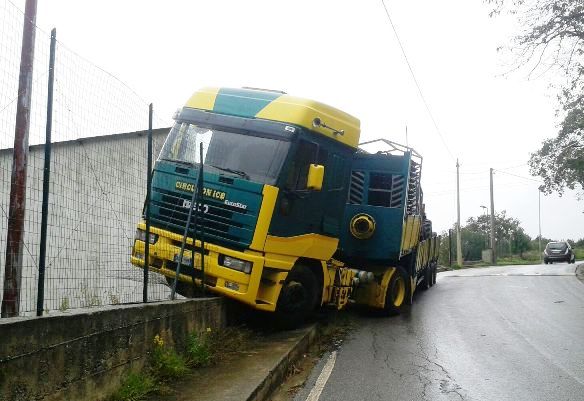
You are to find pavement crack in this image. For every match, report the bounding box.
[440,380,465,400]
[414,337,468,400]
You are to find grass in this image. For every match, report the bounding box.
[151,335,188,380]
[186,331,212,368]
[495,256,539,265]
[203,326,253,364]
[109,373,156,401]
[110,327,254,401]
[574,248,584,259]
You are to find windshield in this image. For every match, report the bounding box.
[159,122,290,185]
[547,242,567,250]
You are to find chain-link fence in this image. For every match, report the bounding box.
[0,0,172,316]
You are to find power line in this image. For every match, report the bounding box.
[494,169,542,183]
[380,0,455,161]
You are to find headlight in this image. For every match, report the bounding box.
[220,255,252,274]
[135,228,158,244]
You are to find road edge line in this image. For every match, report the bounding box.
[305,350,337,401]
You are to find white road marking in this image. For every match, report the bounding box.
[306,351,337,401]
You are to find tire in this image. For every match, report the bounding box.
[165,276,196,298]
[384,266,408,316]
[421,267,431,291]
[275,266,318,329]
[430,264,437,286]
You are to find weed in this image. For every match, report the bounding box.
[108,290,120,305]
[109,372,155,401]
[186,331,212,367]
[59,297,69,312]
[80,281,102,307]
[208,326,253,362]
[151,335,188,379]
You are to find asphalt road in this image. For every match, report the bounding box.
[292,263,584,401]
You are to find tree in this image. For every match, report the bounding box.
[529,107,584,196]
[466,210,524,244]
[487,1,584,196]
[511,227,531,257]
[463,210,532,259]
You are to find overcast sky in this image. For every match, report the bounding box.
[7,0,584,241]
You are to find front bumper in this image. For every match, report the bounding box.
[131,223,278,311]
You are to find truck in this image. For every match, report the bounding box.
[131,87,439,326]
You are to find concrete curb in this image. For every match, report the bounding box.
[246,324,318,401]
[576,263,584,284]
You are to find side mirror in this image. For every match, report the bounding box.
[307,164,324,191]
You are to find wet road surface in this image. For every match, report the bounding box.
[292,263,584,401]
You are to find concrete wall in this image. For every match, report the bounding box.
[0,128,171,315]
[0,297,225,401]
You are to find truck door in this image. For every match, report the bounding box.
[271,139,327,236]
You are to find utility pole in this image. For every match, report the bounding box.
[456,159,463,267]
[489,168,496,264]
[2,0,38,318]
[538,189,542,263]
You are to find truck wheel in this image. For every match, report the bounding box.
[275,266,318,329]
[421,268,431,291]
[384,267,407,315]
[165,276,196,298]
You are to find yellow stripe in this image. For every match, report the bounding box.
[184,87,220,110]
[250,185,278,251]
[401,215,421,253]
[255,95,360,148]
[264,233,339,260]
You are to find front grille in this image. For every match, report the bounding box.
[150,186,257,249]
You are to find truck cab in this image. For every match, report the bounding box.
[131,87,360,320]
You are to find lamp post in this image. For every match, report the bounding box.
[538,189,542,263]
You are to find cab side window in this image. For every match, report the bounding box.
[286,140,317,190]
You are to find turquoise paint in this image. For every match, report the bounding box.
[338,152,413,267]
[149,160,263,250]
[213,88,282,118]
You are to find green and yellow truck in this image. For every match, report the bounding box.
[131,87,439,325]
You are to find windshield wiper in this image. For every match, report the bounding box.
[207,164,250,180]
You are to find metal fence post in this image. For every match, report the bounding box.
[36,28,56,316]
[143,103,153,303]
[198,142,205,296]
